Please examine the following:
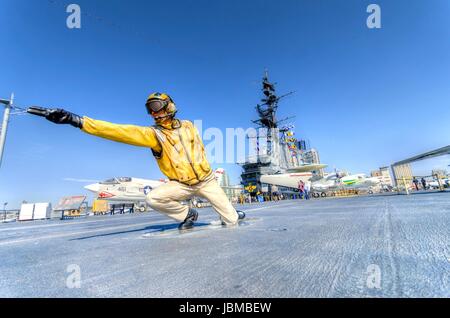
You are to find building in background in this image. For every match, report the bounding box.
[303,148,320,165]
[215,168,243,202]
[380,166,393,186]
[391,163,413,186]
[224,185,244,202]
[302,148,324,177]
[297,139,308,152]
[371,166,393,186]
[390,145,450,186]
[215,168,230,188]
[371,170,382,177]
[431,169,447,178]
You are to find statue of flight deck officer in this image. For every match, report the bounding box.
[28,92,245,229]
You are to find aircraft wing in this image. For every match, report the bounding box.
[286,164,328,173]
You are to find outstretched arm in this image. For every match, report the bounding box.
[82,116,159,148]
[27,106,160,149]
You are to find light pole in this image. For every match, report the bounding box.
[0,93,14,169]
[3,202,7,221]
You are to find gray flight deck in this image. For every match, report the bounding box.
[0,192,449,298]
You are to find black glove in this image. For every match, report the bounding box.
[27,106,83,129]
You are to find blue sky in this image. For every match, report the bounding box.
[1,0,449,207]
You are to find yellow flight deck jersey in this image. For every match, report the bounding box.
[81,117,212,185]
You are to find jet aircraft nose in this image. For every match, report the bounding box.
[84,183,100,192]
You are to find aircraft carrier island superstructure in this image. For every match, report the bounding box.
[240,72,324,194]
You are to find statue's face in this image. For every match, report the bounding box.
[150,107,165,118]
[150,108,172,125]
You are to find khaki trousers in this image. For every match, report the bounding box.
[145,173,239,225]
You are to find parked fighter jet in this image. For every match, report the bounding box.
[261,167,381,197]
[260,163,328,189]
[310,172,342,192]
[339,174,381,189]
[310,173,381,196]
[84,177,166,211]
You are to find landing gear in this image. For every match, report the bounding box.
[133,203,147,213]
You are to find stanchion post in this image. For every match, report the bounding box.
[403,177,409,195]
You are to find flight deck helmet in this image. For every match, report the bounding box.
[145,92,177,118]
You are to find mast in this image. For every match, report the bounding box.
[251,71,294,166]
